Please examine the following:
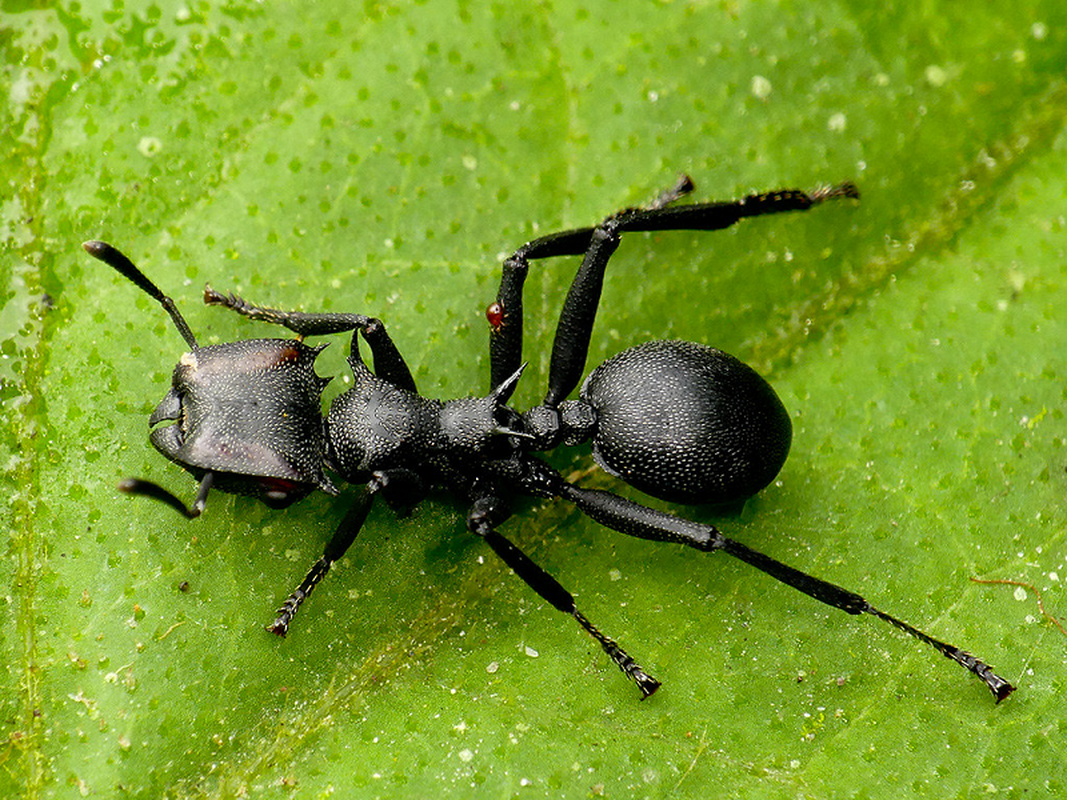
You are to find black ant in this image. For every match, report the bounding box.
[83,176,1015,702]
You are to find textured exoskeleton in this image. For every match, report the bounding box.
[575,340,791,504]
[151,339,334,506]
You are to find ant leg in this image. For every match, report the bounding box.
[203,285,374,336]
[203,287,416,392]
[488,177,696,391]
[487,177,695,390]
[489,226,622,404]
[513,181,859,263]
[355,318,417,394]
[542,183,859,406]
[501,456,1014,702]
[269,487,374,636]
[542,225,621,406]
[487,254,528,390]
[489,181,858,401]
[611,182,859,236]
[466,495,661,698]
[556,481,1015,702]
[600,173,697,222]
[268,466,429,635]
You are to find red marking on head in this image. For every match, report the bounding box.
[272,345,303,366]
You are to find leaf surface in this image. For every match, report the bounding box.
[2,2,1064,797]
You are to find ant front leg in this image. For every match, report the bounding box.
[203,287,416,392]
[268,487,374,636]
[269,467,431,635]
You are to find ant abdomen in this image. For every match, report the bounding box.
[579,340,792,504]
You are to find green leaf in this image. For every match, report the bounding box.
[4,1,1064,797]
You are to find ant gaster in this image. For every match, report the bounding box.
[84,176,1015,702]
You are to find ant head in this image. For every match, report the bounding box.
[82,241,334,512]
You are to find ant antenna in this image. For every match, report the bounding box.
[118,474,214,519]
[82,241,199,349]
[84,241,211,517]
